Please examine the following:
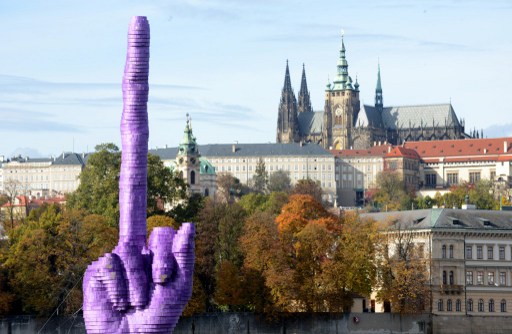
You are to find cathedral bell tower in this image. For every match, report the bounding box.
[176,114,201,193]
[375,62,383,113]
[322,32,360,150]
[276,60,300,143]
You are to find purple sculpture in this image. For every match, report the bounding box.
[83,16,195,334]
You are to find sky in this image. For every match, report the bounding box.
[1,0,511,158]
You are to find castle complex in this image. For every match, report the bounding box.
[276,34,470,150]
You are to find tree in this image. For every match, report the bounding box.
[3,179,25,230]
[376,224,430,314]
[170,192,205,224]
[146,154,188,215]
[291,178,323,203]
[216,173,247,203]
[214,261,245,310]
[267,170,291,193]
[67,143,187,226]
[373,170,409,211]
[238,191,289,216]
[252,157,268,193]
[4,205,117,315]
[320,213,381,312]
[66,143,121,226]
[146,215,179,238]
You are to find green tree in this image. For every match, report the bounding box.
[267,170,291,193]
[147,154,188,215]
[373,170,409,211]
[216,173,247,203]
[67,143,187,226]
[252,157,268,193]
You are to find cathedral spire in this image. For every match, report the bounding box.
[283,59,293,93]
[298,63,313,113]
[277,60,299,143]
[333,30,349,90]
[375,62,383,111]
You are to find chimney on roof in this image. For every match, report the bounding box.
[505,141,508,153]
[378,141,381,146]
[300,141,304,147]
[373,141,376,147]
[484,148,487,154]
[232,144,236,153]
[62,152,65,159]
[388,146,392,153]
[82,152,85,158]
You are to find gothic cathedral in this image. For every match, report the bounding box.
[276,34,469,150]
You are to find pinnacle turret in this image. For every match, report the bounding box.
[277,60,299,143]
[375,62,383,111]
[298,63,313,113]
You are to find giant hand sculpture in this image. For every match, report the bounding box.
[83,16,195,334]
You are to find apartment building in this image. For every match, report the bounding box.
[363,208,512,316]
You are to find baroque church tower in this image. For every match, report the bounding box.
[322,34,360,149]
[176,114,201,194]
[276,61,300,143]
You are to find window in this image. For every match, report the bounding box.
[488,272,495,285]
[443,271,447,285]
[500,272,506,286]
[467,299,473,312]
[456,299,462,312]
[442,245,447,258]
[477,271,484,285]
[500,246,505,260]
[489,299,495,312]
[466,246,473,259]
[501,299,507,313]
[449,271,454,285]
[190,170,196,185]
[426,173,437,187]
[438,299,444,311]
[447,173,458,185]
[469,171,481,184]
[447,299,453,311]
[466,271,473,285]
[477,246,483,259]
[449,245,454,258]
[491,170,496,180]
[478,299,484,312]
[488,246,494,260]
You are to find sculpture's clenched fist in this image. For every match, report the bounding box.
[82,17,195,334]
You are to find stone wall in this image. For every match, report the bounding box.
[6,313,512,333]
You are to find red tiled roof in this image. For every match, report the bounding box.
[2,195,29,208]
[403,137,512,157]
[385,146,420,160]
[331,144,392,158]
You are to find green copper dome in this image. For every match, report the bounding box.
[178,114,198,156]
[199,157,216,175]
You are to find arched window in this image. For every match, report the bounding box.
[204,188,209,196]
[467,299,473,312]
[190,170,196,185]
[443,271,447,285]
[456,299,462,312]
[438,299,444,311]
[449,271,454,285]
[501,299,507,312]
[449,245,454,258]
[442,245,447,258]
[489,299,495,312]
[447,299,453,311]
[478,299,484,312]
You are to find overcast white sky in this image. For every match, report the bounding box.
[1,0,511,157]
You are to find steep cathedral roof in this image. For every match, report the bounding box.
[356,103,461,130]
[297,111,323,135]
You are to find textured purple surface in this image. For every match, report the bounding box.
[83,16,195,334]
